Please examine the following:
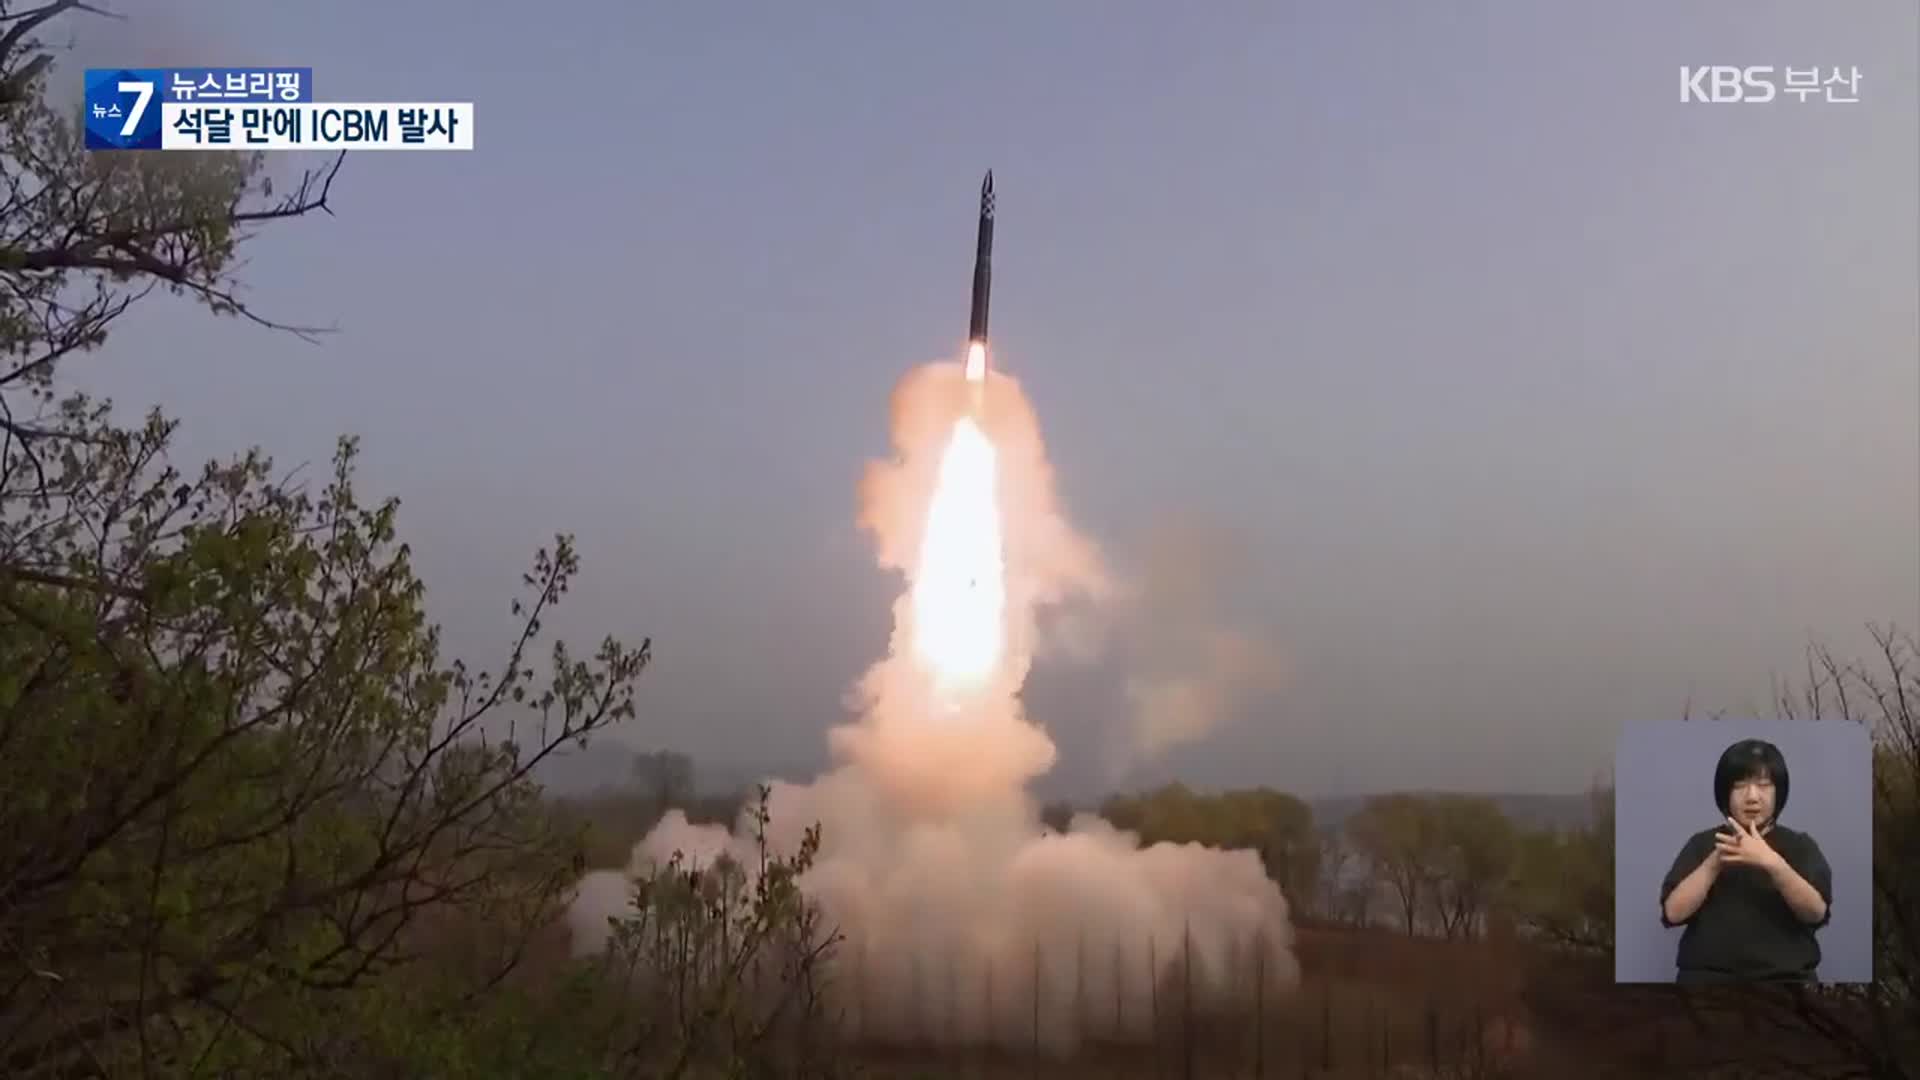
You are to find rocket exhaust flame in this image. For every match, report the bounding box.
[911,413,1005,694]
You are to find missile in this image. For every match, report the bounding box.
[964,170,993,385]
[968,170,994,346]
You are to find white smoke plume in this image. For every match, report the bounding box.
[567,360,1298,1053]
[1111,524,1291,777]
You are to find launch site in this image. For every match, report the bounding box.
[1,2,1915,1078]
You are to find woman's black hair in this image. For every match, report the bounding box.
[1713,738,1790,821]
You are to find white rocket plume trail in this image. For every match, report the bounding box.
[568,359,1298,1052]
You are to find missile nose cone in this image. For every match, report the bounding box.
[982,170,993,198]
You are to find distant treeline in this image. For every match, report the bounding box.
[565,749,1616,952]
[1058,783,1610,948]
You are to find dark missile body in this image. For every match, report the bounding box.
[968,170,994,346]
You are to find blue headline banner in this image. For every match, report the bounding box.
[85,68,313,149]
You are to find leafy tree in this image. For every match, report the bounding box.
[1099,784,1318,909]
[1100,782,1204,841]
[1,0,342,463]
[1343,794,1522,940]
[1422,794,1516,940]
[0,422,649,1075]
[589,787,842,1078]
[1507,784,1613,952]
[1314,825,1372,927]
[1345,793,1433,935]
[0,10,657,1074]
[1218,787,1320,914]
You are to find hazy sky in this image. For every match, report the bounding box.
[56,2,1919,799]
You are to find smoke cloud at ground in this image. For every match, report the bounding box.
[568,360,1298,1051]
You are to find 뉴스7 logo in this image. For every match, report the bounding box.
[1681,66,1776,103]
[117,80,153,136]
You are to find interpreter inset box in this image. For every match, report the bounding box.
[1613,719,1871,984]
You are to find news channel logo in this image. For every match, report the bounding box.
[84,67,472,151]
[1679,66,1863,104]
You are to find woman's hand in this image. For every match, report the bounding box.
[1714,816,1785,873]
